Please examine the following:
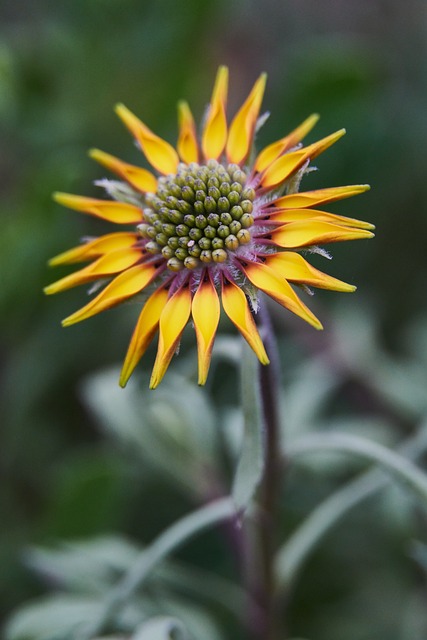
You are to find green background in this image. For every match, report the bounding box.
[1,1,427,638]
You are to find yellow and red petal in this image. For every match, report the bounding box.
[266,207,375,230]
[150,284,192,389]
[62,261,160,326]
[48,232,138,266]
[272,184,370,210]
[89,148,157,193]
[115,103,179,175]
[242,261,322,330]
[44,248,143,295]
[254,113,319,173]
[191,273,220,385]
[202,66,228,161]
[226,72,267,165]
[260,129,346,189]
[271,220,375,248]
[119,285,170,387]
[53,193,143,224]
[265,252,356,292]
[220,277,269,365]
[177,101,199,164]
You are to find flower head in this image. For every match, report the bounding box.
[45,66,374,388]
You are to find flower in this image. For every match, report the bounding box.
[45,66,374,389]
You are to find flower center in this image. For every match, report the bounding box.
[138,159,255,271]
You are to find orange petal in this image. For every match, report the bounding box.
[271,220,375,248]
[265,252,356,292]
[119,286,170,387]
[260,129,346,189]
[115,103,179,175]
[44,248,143,295]
[89,148,157,193]
[272,184,371,209]
[254,114,319,173]
[48,232,138,266]
[242,261,322,330]
[53,193,143,224]
[226,73,267,165]
[62,262,160,326]
[177,101,199,164]
[192,274,220,385]
[267,207,375,231]
[202,66,228,160]
[150,284,192,389]
[220,277,269,365]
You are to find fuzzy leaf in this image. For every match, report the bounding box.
[232,342,265,514]
[131,616,187,640]
[5,596,103,640]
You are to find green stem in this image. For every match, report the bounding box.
[251,298,283,640]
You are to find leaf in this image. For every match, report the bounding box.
[25,537,140,594]
[287,431,427,504]
[81,369,218,498]
[232,342,265,514]
[131,617,187,640]
[277,425,427,589]
[114,498,235,600]
[145,596,223,640]
[5,596,103,640]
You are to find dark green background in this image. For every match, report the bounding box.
[1,1,427,638]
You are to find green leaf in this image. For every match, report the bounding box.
[232,342,264,514]
[277,426,427,589]
[25,537,140,594]
[287,431,427,504]
[75,498,235,639]
[81,369,218,497]
[5,595,103,640]
[131,617,187,640]
[115,498,235,600]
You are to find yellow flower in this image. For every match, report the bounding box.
[45,66,374,389]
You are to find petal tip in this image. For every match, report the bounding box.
[118,372,129,388]
[88,148,102,160]
[52,191,68,205]
[114,102,126,115]
[149,375,159,390]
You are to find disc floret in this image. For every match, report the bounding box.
[138,160,255,271]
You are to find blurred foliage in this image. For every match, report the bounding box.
[1,0,427,638]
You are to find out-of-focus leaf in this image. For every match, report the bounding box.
[334,304,427,418]
[156,561,245,618]
[81,369,219,498]
[5,596,103,640]
[25,537,139,594]
[290,416,394,475]
[288,432,427,505]
[131,616,187,640]
[112,498,235,600]
[232,342,264,514]
[283,358,339,439]
[150,596,223,640]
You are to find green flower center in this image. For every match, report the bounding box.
[138,159,255,271]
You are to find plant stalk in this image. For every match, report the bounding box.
[246,297,284,640]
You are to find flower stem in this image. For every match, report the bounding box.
[248,297,283,640]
